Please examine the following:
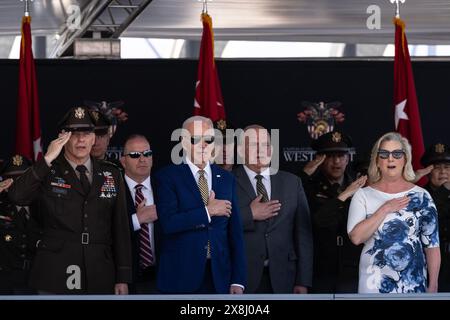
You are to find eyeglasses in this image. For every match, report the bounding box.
[189,136,215,145]
[124,150,153,159]
[377,149,405,159]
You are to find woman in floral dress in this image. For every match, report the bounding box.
[347,132,440,293]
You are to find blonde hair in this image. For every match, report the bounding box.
[367,132,415,183]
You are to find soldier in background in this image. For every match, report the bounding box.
[299,131,366,293]
[7,106,132,294]
[0,155,42,294]
[421,142,450,292]
[90,110,124,171]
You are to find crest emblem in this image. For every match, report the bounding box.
[435,143,445,154]
[74,107,85,119]
[216,119,227,131]
[4,235,12,242]
[12,155,23,166]
[297,101,345,139]
[332,132,342,143]
[91,111,99,122]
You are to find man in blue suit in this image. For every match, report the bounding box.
[154,116,246,294]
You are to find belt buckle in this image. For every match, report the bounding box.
[81,233,89,245]
[337,236,344,247]
[23,259,30,270]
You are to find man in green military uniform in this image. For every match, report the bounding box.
[8,106,132,294]
[421,142,450,292]
[299,131,366,293]
[0,155,42,294]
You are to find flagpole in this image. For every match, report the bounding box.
[20,0,34,17]
[200,0,212,14]
[389,0,405,19]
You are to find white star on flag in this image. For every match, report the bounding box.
[394,99,408,129]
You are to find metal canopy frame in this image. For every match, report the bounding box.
[50,0,153,58]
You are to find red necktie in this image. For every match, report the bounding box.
[135,184,154,268]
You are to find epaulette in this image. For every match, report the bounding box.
[99,159,124,172]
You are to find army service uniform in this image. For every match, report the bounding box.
[300,131,362,293]
[421,142,450,292]
[0,193,42,294]
[300,170,362,293]
[7,155,132,294]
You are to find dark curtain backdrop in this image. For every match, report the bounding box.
[1,59,449,174]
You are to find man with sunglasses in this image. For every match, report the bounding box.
[421,142,450,292]
[120,134,159,294]
[8,106,132,294]
[154,116,246,294]
[299,130,366,293]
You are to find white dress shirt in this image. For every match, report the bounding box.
[186,157,212,222]
[124,174,156,260]
[243,165,271,200]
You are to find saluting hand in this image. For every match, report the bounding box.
[0,178,13,193]
[44,131,72,166]
[413,165,434,183]
[338,175,368,202]
[303,154,326,176]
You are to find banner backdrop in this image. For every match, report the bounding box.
[1,59,449,175]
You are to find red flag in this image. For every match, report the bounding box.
[393,18,424,179]
[193,13,226,123]
[15,16,42,162]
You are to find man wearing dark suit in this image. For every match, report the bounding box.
[8,106,132,294]
[154,116,246,294]
[233,125,313,293]
[120,134,159,294]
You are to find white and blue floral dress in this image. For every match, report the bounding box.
[347,186,440,293]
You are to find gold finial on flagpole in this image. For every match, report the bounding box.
[390,0,405,18]
[199,0,212,14]
[20,0,34,17]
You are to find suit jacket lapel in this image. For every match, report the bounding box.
[90,159,104,198]
[181,163,204,205]
[267,172,282,230]
[234,165,257,200]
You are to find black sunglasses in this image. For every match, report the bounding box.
[124,150,153,159]
[377,149,405,159]
[189,136,215,145]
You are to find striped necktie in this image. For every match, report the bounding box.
[255,174,269,202]
[197,170,211,258]
[135,184,154,268]
[197,170,209,206]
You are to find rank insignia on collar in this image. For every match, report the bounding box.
[4,234,12,242]
[75,107,85,119]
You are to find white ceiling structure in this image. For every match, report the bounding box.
[1,0,450,57]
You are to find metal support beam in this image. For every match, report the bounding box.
[50,0,153,58]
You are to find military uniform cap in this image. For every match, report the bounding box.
[58,106,95,132]
[311,130,352,154]
[214,119,235,141]
[421,143,450,167]
[1,154,32,178]
[91,110,111,136]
